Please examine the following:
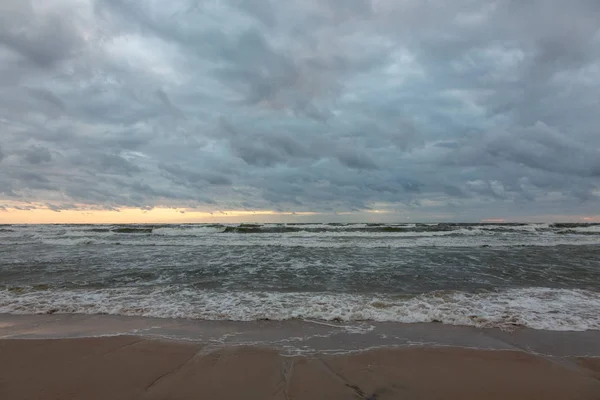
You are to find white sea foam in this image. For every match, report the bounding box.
[2,223,599,248]
[62,230,115,238]
[1,287,599,331]
[41,238,102,246]
[283,223,370,230]
[570,225,600,233]
[26,234,600,248]
[280,228,485,237]
[478,223,551,232]
[12,224,597,248]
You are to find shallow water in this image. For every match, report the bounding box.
[2,314,600,358]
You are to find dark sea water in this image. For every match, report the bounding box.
[1,223,599,331]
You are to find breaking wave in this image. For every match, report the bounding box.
[1,287,599,331]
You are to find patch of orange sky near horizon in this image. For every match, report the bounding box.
[0,206,323,224]
[1,204,599,224]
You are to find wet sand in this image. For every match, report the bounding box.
[1,314,600,399]
[1,335,599,400]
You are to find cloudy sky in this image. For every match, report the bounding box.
[1,0,599,223]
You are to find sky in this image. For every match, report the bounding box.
[1,0,600,223]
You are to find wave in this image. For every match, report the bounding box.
[557,230,600,236]
[1,287,598,331]
[551,223,600,229]
[555,225,600,235]
[223,225,298,233]
[42,238,105,246]
[218,223,510,234]
[111,227,153,234]
[148,223,579,235]
[4,223,600,249]
[5,222,600,236]
[153,226,227,236]
[26,234,600,248]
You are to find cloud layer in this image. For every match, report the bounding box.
[1,0,599,220]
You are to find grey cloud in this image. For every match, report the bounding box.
[1,0,599,219]
[65,182,124,206]
[442,185,467,198]
[216,117,315,166]
[11,171,54,191]
[159,163,233,186]
[156,89,185,119]
[454,122,600,178]
[0,180,16,197]
[24,125,151,152]
[100,154,142,176]
[266,134,311,158]
[233,141,286,167]
[399,180,422,194]
[127,180,216,204]
[13,205,36,211]
[65,153,142,177]
[466,180,507,200]
[125,181,174,199]
[435,141,460,149]
[22,146,52,165]
[236,0,277,27]
[0,1,83,69]
[325,0,374,20]
[335,148,378,170]
[218,117,240,138]
[213,29,302,108]
[46,203,77,212]
[25,88,66,113]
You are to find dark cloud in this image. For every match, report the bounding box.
[0,1,84,71]
[236,0,277,27]
[0,0,599,219]
[449,122,600,178]
[0,180,16,197]
[335,147,378,170]
[155,89,185,119]
[25,87,66,115]
[213,29,305,109]
[11,171,54,191]
[159,163,232,186]
[22,146,52,165]
[232,141,286,167]
[46,203,78,212]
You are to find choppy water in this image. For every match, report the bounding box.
[1,223,599,331]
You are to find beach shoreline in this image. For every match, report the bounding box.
[3,313,600,357]
[1,335,600,399]
[1,314,600,399]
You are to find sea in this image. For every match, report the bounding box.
[1,223,599,332]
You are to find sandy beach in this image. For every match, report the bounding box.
[1,325,600,399]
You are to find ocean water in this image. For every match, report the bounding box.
[1,223,599,331]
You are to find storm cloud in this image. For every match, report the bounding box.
[0,0,599,220]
